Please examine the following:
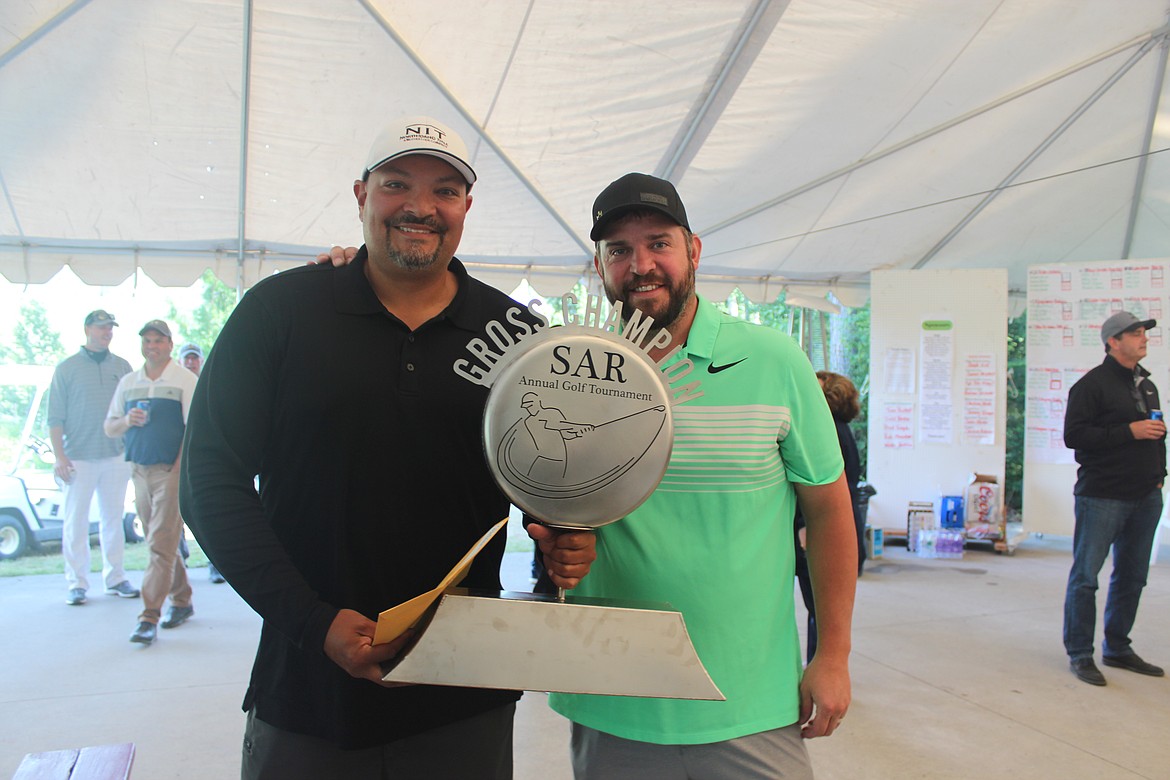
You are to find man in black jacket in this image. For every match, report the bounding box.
[1063,311,1166,686]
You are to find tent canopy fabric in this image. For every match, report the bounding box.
[4,0,1170,307]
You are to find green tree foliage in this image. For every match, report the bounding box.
[539,281,589,326]
[716,289,794,333]
[715,292,871,476]
[167,270,238,355]
[1,301,66,366]
[1005,312,1026,512]
[0,301,66,466]
[836,301,871,478]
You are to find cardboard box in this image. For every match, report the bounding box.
[964,473,1002,539]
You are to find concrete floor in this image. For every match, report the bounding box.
[3,538,1169,779]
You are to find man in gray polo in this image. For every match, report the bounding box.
[49,309,138,606]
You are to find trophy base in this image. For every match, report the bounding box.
[382,588,724,700]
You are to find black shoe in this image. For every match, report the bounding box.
[1102,653,1165,677]
[130,621,156,645]
[160,605,194,629]
[1070,657,1106,686]
[209,564,225,584]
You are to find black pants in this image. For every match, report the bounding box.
[241,703,516,780]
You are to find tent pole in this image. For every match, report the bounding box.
[0,0,92,71]
[659,0,788,180]
[1122,34,1170,258]
[235,0,254,302]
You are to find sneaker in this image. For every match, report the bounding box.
[65,588,87,606]
[209,564,225,584]
[1070,657,1106,686]
[1102,652,1165,677]
[105,581,140,598]
[160,605,194,629]
[129,621,157,645]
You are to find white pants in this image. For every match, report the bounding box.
[61,456,132,590]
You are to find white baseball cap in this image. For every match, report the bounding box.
[363,116,476,186]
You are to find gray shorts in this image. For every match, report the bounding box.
[241,703,515,780]
[570,721,812,780]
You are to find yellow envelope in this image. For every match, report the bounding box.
[373,517,509,645]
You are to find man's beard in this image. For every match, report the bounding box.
[389,243,442,271]
[382,216,447,270]
[603,259,696,332]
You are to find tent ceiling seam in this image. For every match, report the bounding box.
[475,0,535,158]
[357,0,590,257]
[912,33,1165,270]
[696,146,1170,264]
[700,20,1170,239]
[863,0,1008,157]
[763,0,1008,272]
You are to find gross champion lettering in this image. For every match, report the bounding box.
[707,358,747,374]
[452,292,706,404]
[452,301,548,385]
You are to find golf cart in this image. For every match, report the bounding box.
[0,364,140,560]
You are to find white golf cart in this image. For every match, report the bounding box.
[0,364,140,560]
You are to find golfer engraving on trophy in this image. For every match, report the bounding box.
[498,390,669,497]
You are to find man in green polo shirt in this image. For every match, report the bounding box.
[548,173,857,779]
[316,173,857,779]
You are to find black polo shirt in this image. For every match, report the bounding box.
[181,249,539,748]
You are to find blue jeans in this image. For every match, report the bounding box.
[1063,490,1162,660]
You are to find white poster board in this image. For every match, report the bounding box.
[867,269,1007,532]
[1023,260,1170,536]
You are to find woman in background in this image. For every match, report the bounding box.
[795,370,865,661]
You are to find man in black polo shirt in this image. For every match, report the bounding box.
[1063,311,1167,686]
[180,116,595,779]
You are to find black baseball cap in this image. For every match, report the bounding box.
[590,173,691,241]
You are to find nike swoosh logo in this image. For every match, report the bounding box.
[708,359,747,374]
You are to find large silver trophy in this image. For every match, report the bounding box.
[381,299,722,700]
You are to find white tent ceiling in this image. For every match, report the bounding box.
[4,0,1170,307]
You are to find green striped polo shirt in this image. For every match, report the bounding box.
[550,296,843,744]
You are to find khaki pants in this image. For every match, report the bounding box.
[131,462,192,623]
